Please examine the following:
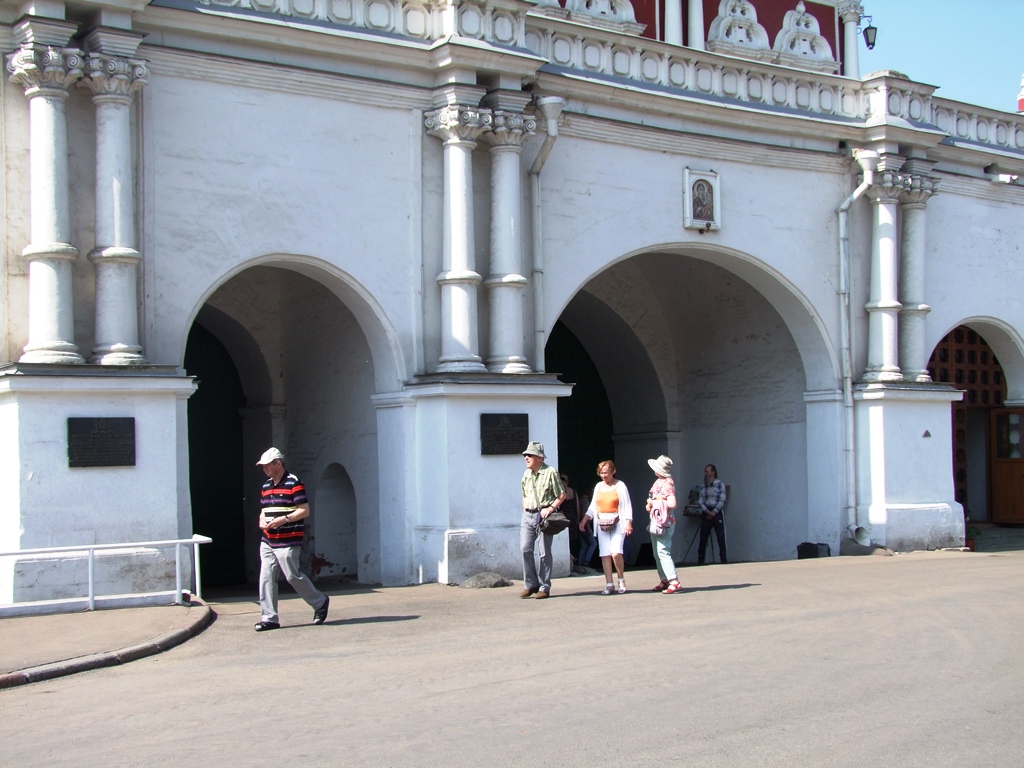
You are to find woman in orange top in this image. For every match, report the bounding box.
[579,460,633,594]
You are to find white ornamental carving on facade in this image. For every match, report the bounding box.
[564,0,638,24]
[773,1,838,73]
[707,0,772,61]
[7,45,85,95]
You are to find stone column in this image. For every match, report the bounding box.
[664,0,683,46]
[898,168,939,382]
[838,2,864,79]
[687,0,705,50]
[7,21,85,364]
[425,105,492,373]
[480,109,535,373]
[863,160,907,383]
[81,33,148,364]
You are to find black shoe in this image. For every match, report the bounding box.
[313,596,330,625]
[254,621,280,632]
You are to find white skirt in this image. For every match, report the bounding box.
[596,520,626,556]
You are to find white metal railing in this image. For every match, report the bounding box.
[0,535,213,610]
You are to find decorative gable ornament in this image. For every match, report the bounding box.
[707,0,773,62]
[562,0,645,35]
[772,2,838,73]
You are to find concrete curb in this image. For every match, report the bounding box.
[0,600,215,690]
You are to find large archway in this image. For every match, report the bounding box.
[927,319,1024,528]
[549,248,833,564]
[185,262,387,587]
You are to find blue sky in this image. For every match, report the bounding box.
[858,0,1023,113]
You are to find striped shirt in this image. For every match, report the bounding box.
[260,472,308,548]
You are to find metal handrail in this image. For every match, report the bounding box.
[0,534,213,610]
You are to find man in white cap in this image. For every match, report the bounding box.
[519,441,565,599]
[254,447,329,631]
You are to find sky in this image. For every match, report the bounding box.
[858,0,1024,113]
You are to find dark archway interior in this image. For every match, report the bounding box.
[185,322,246,586]
[547,319,614,497]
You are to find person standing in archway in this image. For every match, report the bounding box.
[254,447,330,631]
[520,442,565,599]
[697,463,728,565]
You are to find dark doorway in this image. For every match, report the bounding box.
[546,320,614,496]
[185,322,246,586]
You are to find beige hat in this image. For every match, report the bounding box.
[522,441,546,459]
[647,455,673,477]
[256,447,285,465]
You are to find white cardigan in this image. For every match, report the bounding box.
[584,480,633,522]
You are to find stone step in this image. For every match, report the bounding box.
[968,524,1024,552]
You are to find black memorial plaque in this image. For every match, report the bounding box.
[67,417,136,467]
[480,413,529,455]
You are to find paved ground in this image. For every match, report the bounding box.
[1,550,1023,767]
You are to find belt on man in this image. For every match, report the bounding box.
[525,507,543,513]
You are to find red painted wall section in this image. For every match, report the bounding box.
[635,0,660,39]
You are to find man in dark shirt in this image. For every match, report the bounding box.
[254,447,329,631]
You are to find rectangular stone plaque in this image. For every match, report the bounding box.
[67,418,136,468]
[480,413,529,456]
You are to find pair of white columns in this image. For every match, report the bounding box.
[425,101,536,374]
[663,0,705,48]
[7,20,147,365]
[862,155,939,383]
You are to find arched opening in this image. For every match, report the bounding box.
[549,248,826,564]
[184,322,246,586]
[546,319,614,567]
[185,262,385,587]
[925,321,1024,534]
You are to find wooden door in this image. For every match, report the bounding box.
[990,409,1024,524]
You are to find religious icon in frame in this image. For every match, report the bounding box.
[684,168,721,232]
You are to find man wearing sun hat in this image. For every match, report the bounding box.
[253,447,330,631]
[519,441,565,599]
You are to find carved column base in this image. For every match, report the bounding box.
[20,344,85,365]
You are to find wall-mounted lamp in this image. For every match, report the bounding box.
[860,15,877,50]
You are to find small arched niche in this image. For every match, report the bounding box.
[312,463,358,582]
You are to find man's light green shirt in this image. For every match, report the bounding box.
[521,464,564,509]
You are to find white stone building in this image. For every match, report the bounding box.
[3,0,1024,602]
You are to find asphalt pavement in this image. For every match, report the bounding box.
[2,550,1023,767]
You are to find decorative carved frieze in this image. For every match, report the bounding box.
[424,104,493,142]
[81,54,148,103]
[6,45,84,96]
[189,0,1024,159]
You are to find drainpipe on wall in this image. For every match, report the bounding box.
[836,148,877,545]
[528,96,564,372]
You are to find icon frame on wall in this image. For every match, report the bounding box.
[684,168,721,231]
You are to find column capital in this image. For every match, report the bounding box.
[81,53,147,102]
[837,2,864,23]
[480,110,536,148]
[6,45,84,97]
[900,175,940,207]
[866,172,909,204]
[425,105,493,144]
